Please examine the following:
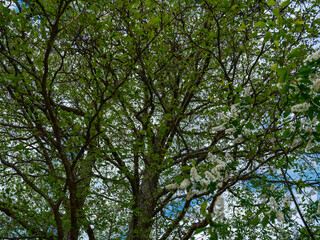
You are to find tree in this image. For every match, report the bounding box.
[0,0,320,239]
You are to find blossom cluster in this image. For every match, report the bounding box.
[276,50,320,155]
[291,102,310,113]
[211,103,257,149]
[260,184,292,223]
[304,49,320,62]
[312,77,320,92]
[165,153,233,201]
[265,196,285,222]
[212,195,225,221]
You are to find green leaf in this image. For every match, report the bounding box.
[175,176,183,183]
[15,144,24,151]
[267,0,277,6]
[262,215,269,228]
[254,21,266,28]
[271,63,278,71]
[238,22,247,31]
[200,201,207,216]
[280,0,290,8]
[279,82,290,94]
[246,122,255,130]
[194,227,207,235]
[208,181,217,194]
[251,216,260,225]
[282,128,290,138]
[273,8,280,17]
[295,19,304,25]
[210,231,218,240]
[109,4,117,9]
[181,166,190,172]
[288,48,301,59]
[277,68,288,83]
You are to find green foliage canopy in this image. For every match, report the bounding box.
[0,0,320,239]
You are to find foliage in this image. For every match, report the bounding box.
[0,0,320,239]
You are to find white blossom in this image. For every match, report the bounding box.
[305,126,313,133]
[225,126,237,134]
[225,152,234,162]
[230,104,239,117]
[208,152,214,161]
[311,117,318,125]
[214,196,225,220]
[276,211,285,222]
[244,86,250,97]
[216,195,224,207]
[270,184,275,192]
[268,137,276,145]
[212,168,222,180]
[219,112,230,122]
[205,171,215,181]
[290,81,298,89]
[306,139,313,151]
[186,191,196,200]
[209,153,225,166]
[215,164,226,172]
[196,189,206,195]
[259,194,268,203]
[200,179,209,188]
[212,124,226,132]
[224,170,231,179]
[277,82,285,90]
[283,194,291,208]
[208,152,219,163]
[305,49,320,62]
[312,77,320,92]
[190,167,200,181]
[244,104,253,109]
[166,183,179,190]
[217,181,223,188]
[270,197,278,210]
[233,136,244,144]
[291,102,310,113]
[291,136,302,148]
[243,128,251,136]
[212,161,227,181]
[180,179,191,190]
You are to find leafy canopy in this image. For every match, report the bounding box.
[0,0,320,239]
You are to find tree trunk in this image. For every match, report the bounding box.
[127,170,159,240]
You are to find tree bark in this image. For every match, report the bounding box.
[127,170,159,240]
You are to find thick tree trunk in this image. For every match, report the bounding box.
[63,154,95,240]
[127,170,159,240]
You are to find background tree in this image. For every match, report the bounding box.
[0,0,320,239]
